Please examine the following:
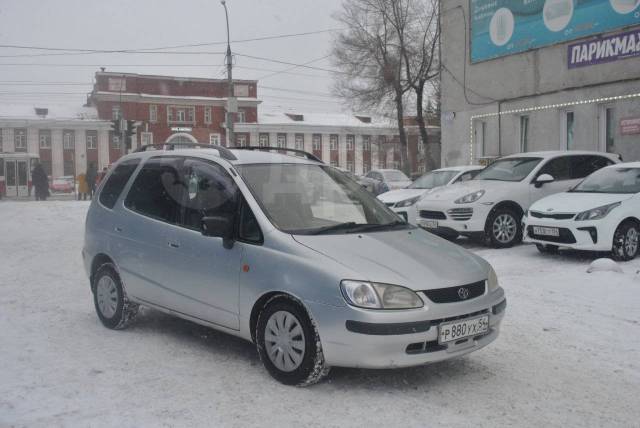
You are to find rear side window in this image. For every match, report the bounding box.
[99,159,140,209]
[538,156,572,181]
[124,157,184,224]
[571,156,614,179]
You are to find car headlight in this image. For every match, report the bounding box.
[575,202,621,221]
[340,280,424,309]
[487,265,499,292]
[454,190,485,204]
[395,196,421,208]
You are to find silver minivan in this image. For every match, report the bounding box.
[83,145,506,386]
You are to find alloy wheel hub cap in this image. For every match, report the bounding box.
[493,214,516,243]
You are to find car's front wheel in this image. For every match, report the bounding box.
[256,295,330,386]
[612,221,639,261]
[486,208,522,248]
[92,264,138,329]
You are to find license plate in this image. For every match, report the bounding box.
[438,315,489,344]
[532,226,559,237]
[420,220,438,229]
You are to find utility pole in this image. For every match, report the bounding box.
[119,74,127,157]
[221,0,236,147]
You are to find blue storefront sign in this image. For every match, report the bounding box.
[470,0,640,63]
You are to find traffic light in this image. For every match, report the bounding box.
[125,120,139,150]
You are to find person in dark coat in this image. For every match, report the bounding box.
[32,162,49,201]
[86,162,97,199]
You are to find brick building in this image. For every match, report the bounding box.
[88,70,261,162]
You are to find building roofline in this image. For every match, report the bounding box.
[95,70,257,85]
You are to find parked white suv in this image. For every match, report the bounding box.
[378,166,483,224]
[416,151,620,247]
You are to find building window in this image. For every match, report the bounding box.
[346,135,355,151]
[236,134,247,147]
[312,134,322,151]
[418,164,426,173]
[277,133,287,148]
[474,121,485,157]
[362,135,371,151]
[112,135,121,149]
[330,134,338,151]
[363,162,371,173]
[86,130,98,149]
[63,159,75,176]
[417,137,425,154]
[295,134,304,150]
[204,107,212,124]
[565,111,574,150]
[347,161,354,172]
[330,160,338,167]
[209,133,221,145]
[519,115,529,152]
[112,106,121,120]
[259,133,269,147]
[234,84,249,97]
[39,129,52,149]
[149,105,158,122]
[605,107,615,152]
[108,77,126,92]
[141,132,153,146]
[237,110,246,123]
[167,106,195,123]
[14,128,27,150]
[0,129,3,152]
[63,130,75,150]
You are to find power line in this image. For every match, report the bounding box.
[257,54,332,80]
[235,52,345,74]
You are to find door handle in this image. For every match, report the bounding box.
[168,242,180,248]
[114,226,123,232]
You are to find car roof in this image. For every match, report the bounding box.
[501,150,620,161]
[606,161,640,169]
[436,165,484,172]
[118,147,323,166]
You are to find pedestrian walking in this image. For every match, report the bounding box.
[31,162,49,201]
[77,173,89,200]
[86,163,97,199]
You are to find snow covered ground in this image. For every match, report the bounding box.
[1,200,639,427]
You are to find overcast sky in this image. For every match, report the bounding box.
[0,0,347,113]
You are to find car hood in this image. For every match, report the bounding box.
[529,192,633,213]
[293,229,488,290]
[388,180,413,189]
[377,188,426,203]
[419,180,511,203]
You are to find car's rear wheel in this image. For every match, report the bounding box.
[487,208,522,248]
[256,295,330,386]
[612,221,639,261]
[93,264,138,329]
[536,244,559,254]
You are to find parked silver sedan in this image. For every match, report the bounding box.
[83,146,506,386]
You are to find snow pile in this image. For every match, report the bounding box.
[586,258,623,274]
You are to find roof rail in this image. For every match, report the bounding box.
[134,142,237,161]
[233,146,322,163]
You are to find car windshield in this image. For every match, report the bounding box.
[238,163,406,234]
[475,157,542,182]
[571,167,640,194]
[409,170,458,189]
[382,170,409,182]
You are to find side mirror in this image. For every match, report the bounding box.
[202,215,235,248]
[535,173,555,188]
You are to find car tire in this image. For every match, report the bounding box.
[256,295,330,386]
[92,263,138,330]
[536,244,559,254]
[611,221,639,261]
[486,208,522,248]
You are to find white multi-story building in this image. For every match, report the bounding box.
[0,104,112,197]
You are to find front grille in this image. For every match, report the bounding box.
[530,211,575,220]
[527,226,577,243]
[422,280,485,303]
[447,207,473,221]
[419,210,446,220]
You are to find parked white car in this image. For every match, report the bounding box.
[416,151,620,247]
[524,162,640,260]
[377,166,483,224]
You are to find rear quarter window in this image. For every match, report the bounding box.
[98,159,140,209]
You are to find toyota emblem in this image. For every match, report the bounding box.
[457,287,470,300]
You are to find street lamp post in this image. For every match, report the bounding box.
[221,0,235,147]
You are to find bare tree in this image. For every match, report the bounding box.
[331,0,412,173]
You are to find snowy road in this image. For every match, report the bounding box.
[1,201,639,427]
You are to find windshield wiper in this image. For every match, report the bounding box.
[307,222,361,235]
[347,220,409,233]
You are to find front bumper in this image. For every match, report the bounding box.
[306,288,505,369]
[415,200,493,235]
[523,216,615,251]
